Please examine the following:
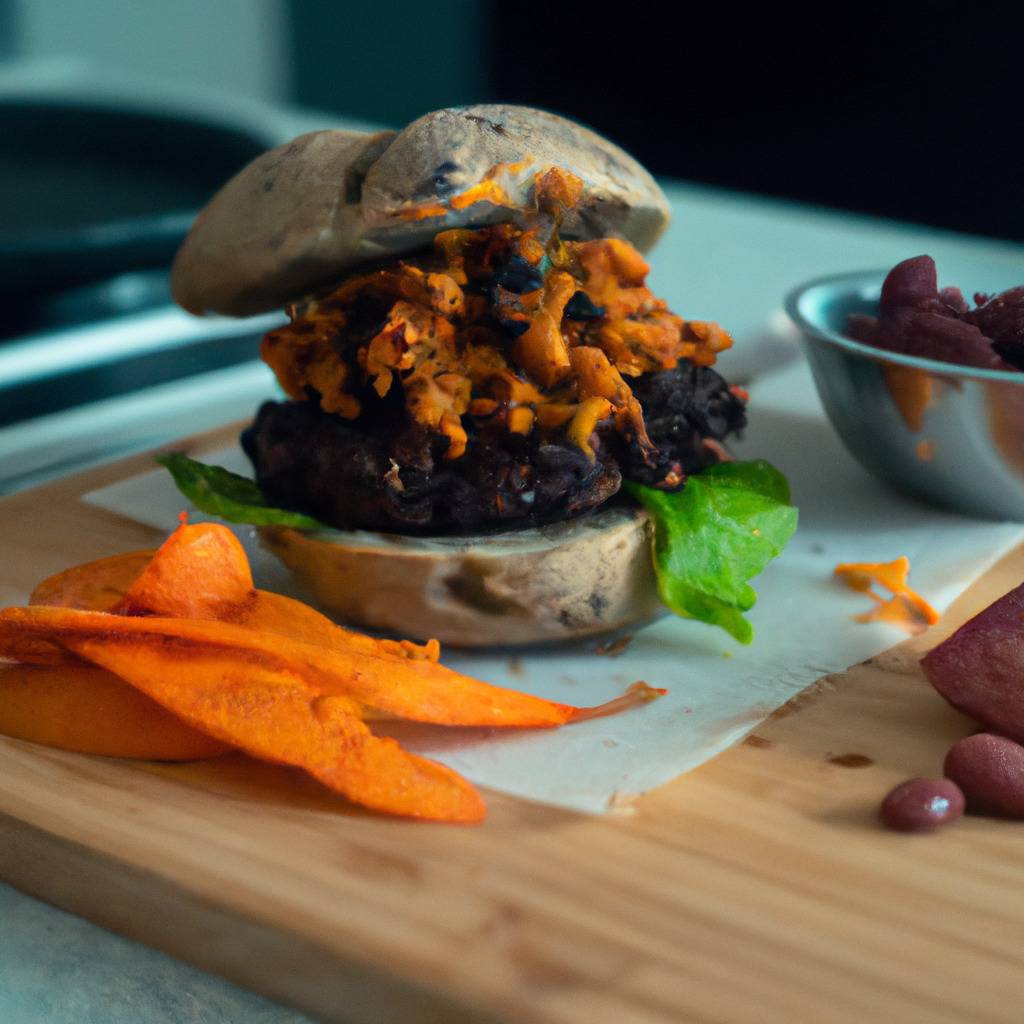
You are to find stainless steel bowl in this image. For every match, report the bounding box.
[785,270,1024,521]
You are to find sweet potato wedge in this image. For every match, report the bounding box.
[114,521,253,618]
[0,662,228,760]
[62,632,485,822]
[0,607,576,728]
[228,591,441,663]
[116,521,439,662]
[30,550,156,612]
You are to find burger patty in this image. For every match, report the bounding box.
[242,361,746,535]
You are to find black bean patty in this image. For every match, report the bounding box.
[242,362,746,535]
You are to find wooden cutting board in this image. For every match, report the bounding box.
[1,428,1023,1024]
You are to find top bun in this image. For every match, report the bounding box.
[171,104,670,317]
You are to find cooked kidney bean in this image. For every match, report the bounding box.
[880,778,965,831]
[944,733,1024,817]
[846,255,1023,371]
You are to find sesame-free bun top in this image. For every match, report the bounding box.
[171,104,671,317]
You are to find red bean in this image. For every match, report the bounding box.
[847,255,1020,371]
[880,778,965,831]
[966,285,1024,369]
[944,733,1024,817]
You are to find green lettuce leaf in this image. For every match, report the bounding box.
[156,453,328,530]
[625,460,798,644]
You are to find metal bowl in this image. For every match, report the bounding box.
[785,270,1024,521]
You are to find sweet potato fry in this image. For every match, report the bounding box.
[0,663,228,760]
[30,550,156,612]
[0,607,576,728]
[114,520,253,618]
[61,633,485,822]
[116,520,439,662]
[227,591,441,663]
[26,549,158,665]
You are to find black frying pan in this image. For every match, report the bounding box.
[0,100,268,295]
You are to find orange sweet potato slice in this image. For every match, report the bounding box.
[116,521,439,662]
[61,632,485,822]
[227,591,441,663]
[114,520,253,618]
[0,662,228,760]
[0,607,576,728]
[30,550,156,612]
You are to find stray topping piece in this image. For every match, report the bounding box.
[570,681,666,723]
[595,635,633,657]
[834,556,939,634]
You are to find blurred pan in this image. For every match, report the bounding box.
[0,100,268,294]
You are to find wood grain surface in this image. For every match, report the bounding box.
[1,428,1023,1024]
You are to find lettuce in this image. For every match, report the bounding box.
[156,453,328,530]
[625,460,797,644]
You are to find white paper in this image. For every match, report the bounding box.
[84,360,1024,813]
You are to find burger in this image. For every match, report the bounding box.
[166,105,796,646]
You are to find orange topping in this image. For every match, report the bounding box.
[512,270,576,386]
[259,215,736,467]
[834,557,939,634]
[507,406,535,435]
[534,403,578,429]
[450,179,514,211]
[405,159,534,218]
[679,320,734,368]
[533,166,585,213]
[567,396,613,461]
[398,203,448,221]
[570,346,655,460]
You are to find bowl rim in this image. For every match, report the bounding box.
[784,268,1024,385]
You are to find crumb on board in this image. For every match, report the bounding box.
[596,635,633,657]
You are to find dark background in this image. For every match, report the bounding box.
[293,0,1023,242]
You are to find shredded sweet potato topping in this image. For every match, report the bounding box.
[261,169,732,466]
[834,556,939,634]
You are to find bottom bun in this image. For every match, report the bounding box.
[258,505,662,647]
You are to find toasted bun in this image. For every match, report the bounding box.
[258,505,662,647]
[172,104,670,317]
